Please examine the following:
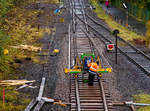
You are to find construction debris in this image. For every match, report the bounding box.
[50,49,60,56]
[15,84,37,90]
[10,45,42,52]
[24,77,69,111]
[0,80,36,86]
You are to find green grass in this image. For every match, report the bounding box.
[0,87,31,111]
[0,0,43,110]
[133,94,150,111]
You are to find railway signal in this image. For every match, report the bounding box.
[106,44,114,51]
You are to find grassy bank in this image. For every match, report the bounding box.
[0,0,59,110]
[133,94,150,111]
[89,0,145,43]
[0,0,43,110]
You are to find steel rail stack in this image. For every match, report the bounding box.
[69,0,113,111]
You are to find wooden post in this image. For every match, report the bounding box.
[115,34,118,64]
[126,12,128,27]
[38,24,39,31]
[119,19,121,24]
[3,88,5,105]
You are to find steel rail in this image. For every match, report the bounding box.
[100,80,108,111]
[72,33,81,111]
[86,13,150,61]
[75,79,81,111]
[73,0,88,32]
[79,0,89,32]
[69,24,71,69]
[82,28,112,111]
[71,2,81,109]
[70,1,112,111]
[71,29,110,111]
[75,13,150,75]
[72,36,81,111]
[82,29,112,70]
[70,0,76,33]
[89,23,150,75]
[82,29,110,111]
[82,23,138,111]
[71,19,111,111]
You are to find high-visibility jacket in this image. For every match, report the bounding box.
[88,63,98,72]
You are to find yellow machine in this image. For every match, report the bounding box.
[64,53,112,79]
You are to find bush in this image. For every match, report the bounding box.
[0,0,15,18]
[0,30,10,73]
[146,20,150,48]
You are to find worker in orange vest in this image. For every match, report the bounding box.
[88,61,99,86]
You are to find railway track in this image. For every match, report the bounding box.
[74,4,150,76]
[69,0,113,110]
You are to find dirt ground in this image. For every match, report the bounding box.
[19,1,71,111]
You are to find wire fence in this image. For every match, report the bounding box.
[106,12,145,36]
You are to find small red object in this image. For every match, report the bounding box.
[3,88,5,105]
[107,44,114,50]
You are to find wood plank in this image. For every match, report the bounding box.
[37,77,46,101]
[33,99,45,111]
[24,99,38,111]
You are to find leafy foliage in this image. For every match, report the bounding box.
[37,0,60,4]
[0,0,59,110]
[111,0,150,22]
[146,20,150,48]
[0,87,30,111]
[0,0,52,110]
[0,0,14,18]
